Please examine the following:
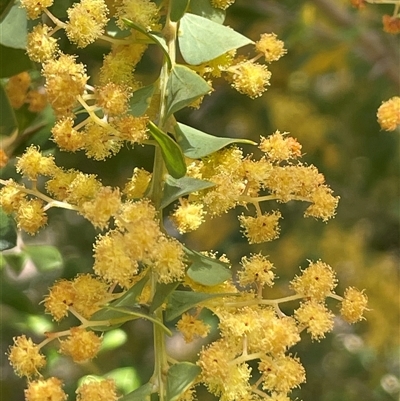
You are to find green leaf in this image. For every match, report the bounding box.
[122,18,172,69]
[0,3,27,49]
[106,367,141,395]
[128,84,155,117]
[0,207,17,251]
[189,0,225,23]
[178,13,253,65]
[170,0,190,22]
[100,329,127,352]
[24,245,63,271]
[119,383,152,401]
[2,252,28,274]
[185,247,231,286]
[166,362,201,401]
[0,45,32,78]
[148,121,186,179]
[160,175,214,209]
[149,281,180,314]
[165,64,211,119]
[0,275,35,313]
[106,17,132,39]
[0,0,14,23]
[165,290,230,321]
[175,122,256,158]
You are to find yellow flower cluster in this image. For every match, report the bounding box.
[377,96,400,131]
[76,379,119,401]
[44,274,111,321]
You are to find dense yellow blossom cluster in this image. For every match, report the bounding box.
[1,0,370,400]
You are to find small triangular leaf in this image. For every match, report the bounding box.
[166,362,201,401]
[149,281,180,314]
[179,13,252,65]
[148,122,187,179]
[160,175,214,209]
[175,122,256,158]
[185,247,232,286]
[128,84,155,117]
[165,65,211,119]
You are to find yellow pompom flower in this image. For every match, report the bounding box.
[44,279,75,321]
[83,122,123,160]
[116,0,160,31]
[42,54,88,117]
[26,24,58,62]
[176,313,211,343]
[16,145,56,180]
[170,199,206,233]
[259,354,306,393]
[65,0,109,48]
[290,260,337,302]
[20,0,54,19]
[26,89,48,113]
[294,301,335,341]
[16,198,48,235]
[64,172,102,205]
[8,335,46,378]
[93,230,139,288]
[149,235,186,283]
[76,379,119,401]
[114,115,149,143]
[377,96,400,131]
[304,185,339,222]
[229,61,271,98]
[59,327,102,362]
[238,253,275,287]
[255,33,287,63]
[123,167,152,199]
[340,287,368,323]
[238,211,282,244]
[79,186,121,229]
[72,274,110,318]
[51,117,85,152]
[0,181,27,214]
[25,377,67,401]
[96,82,131,115]
[259,131,302,161]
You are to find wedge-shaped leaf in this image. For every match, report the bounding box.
[149,281,180,314]
[170,0,190,22]
[0,45,32,78]
[24,245,63,271]
[185,247,231,286]
[175,122,256,158]
[3,252,28,274]
[179,13,253,65]
[119,382,152,401]
[0,4,27,49]
[129,84,155,117]
[148,122,186,179]
[189,0,225,23]
[165,290,235,321]
[0,207,17,251]
[166,362,201,401]
[165,64,211,119]
[160,175,214,209]
[0,84,18,137]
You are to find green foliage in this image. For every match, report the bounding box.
[166,362,201,401]
[0,207,17,251]
[178,13,252,65]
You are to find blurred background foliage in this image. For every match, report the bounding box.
[0,0,399,400]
